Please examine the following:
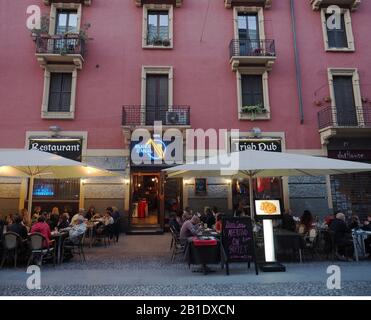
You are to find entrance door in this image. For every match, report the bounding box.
[333,76,358,126]
[146,74,169,124]
[131,173,160,226]
[238,13,259,56]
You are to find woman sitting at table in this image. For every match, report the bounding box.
[31,215,53,248]
[298,210,314,235]
[215,214,223,233]
[86,206,96,221]
[57,213,70,231]
[204,208,216,229]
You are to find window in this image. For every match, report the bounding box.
[326,13,347,48]
[236,68,270,120]
[48,73,72,112]
[142,5,173,49]
[241,75,263,107]
[41,65,78,119]
[321,9,354,51]
[147,11,169,46]
[56,10,78,35]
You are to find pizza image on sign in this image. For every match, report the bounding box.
[255,200,281,216]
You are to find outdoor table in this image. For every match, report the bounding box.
[51,231,69,264]
[185,237,227,275]
[274,229,305,263]
[352,229,371,261]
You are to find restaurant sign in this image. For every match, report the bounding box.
[231,138,282,153]
[29,138,82,162]
[328,150,371,162]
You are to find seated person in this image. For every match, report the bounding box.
[67,215,87,244]
[348,214,361,230]
[362,214,371,256]
[329,212,354,261]
[205,208,216,229]
[169,212,181,232]
[215,213,223,233]
[281,209,296,232]
[180,215,201,241]
[31,215,53,248]
[103,210,114,226]
[57,213,70,230]
[8,214,28,240]
[298,210,314,235]
[71,209,86,226]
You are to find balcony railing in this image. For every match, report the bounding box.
[229,39,276,58]
[36,35,85,56]
[122,105,191,126]
[318,106,371,130]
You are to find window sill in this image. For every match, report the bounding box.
[41,111,75,119]
[239,113,270,121]
[325,47,355,52]
[142,44,173,49]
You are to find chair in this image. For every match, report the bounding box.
[170,227,185,262]
[1,232,23,268]
[27,233,56,267]
[94,225,109,247]
[62,233,86,262]
[302,229,320,261]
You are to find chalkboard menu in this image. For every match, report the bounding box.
[221,217,258,275]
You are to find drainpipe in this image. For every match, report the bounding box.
[290,0,305,124]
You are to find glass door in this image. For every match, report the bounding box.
[238,13,259,56]
[145,74,169,124]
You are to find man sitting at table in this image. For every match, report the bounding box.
[68,215,87,244]
[329,212,354,261]
[8,214,28,240]
[180,214,201,241]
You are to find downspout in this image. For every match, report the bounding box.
[290,0,305,124]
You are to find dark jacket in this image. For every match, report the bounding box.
[8,223,28,240]
[205,213,216,229]
[329,219,352,244]
[281,214,296,232]
[57,220,70,230]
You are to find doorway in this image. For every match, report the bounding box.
[333,76,358,126]
[131,173,160,226]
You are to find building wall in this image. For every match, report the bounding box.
[1,1,371,218]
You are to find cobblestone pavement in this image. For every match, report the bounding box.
[0,234,370,296]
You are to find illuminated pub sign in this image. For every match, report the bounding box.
[231,138,282,153]
[130,133,182,166]
[29,138,83,162]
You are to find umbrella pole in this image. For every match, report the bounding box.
[249,175,254,220]
[27,176,34,215]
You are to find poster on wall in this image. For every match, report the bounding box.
[195,178,207,195]
[29,138,83,162]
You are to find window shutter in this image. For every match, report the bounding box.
[48,73,72,112]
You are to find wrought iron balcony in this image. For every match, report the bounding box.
[35,35,85,69]
[122,105,191,127]
[318,106,371,130]
[229,39,276,71]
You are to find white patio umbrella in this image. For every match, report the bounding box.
[0,150,120,214]
[164,149,371,268]
[164,149,371,219]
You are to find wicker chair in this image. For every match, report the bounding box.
[27,233,56,267]
[1,232,23,268]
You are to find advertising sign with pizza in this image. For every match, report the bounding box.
[255,200,282,219]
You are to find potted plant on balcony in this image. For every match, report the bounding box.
[30,14,50,41]
[162,38,171,47]
[241,103,267,121]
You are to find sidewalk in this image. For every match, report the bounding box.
[1,235,371,296]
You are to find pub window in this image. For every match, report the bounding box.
[48,73,72,113]
[147,11,169,46]
[241,75,264,108]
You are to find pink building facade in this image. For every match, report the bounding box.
[0,0,370,231]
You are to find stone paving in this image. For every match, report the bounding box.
[0,234,371,296]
